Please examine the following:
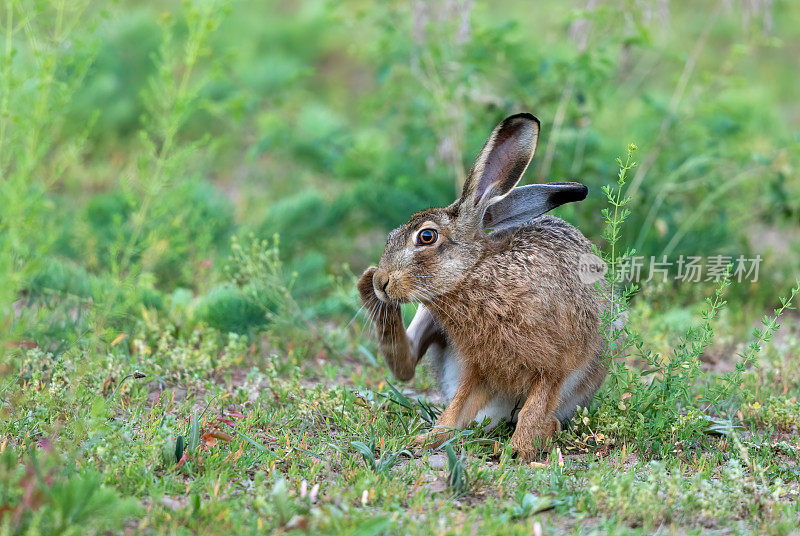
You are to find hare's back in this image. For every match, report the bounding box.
[456,215,603,389]
[483,214,600,311]
[506,215,592,254]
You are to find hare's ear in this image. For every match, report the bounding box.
[459,113,540,218]
[483,182,588,232]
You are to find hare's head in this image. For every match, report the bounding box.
[371,113,587,304]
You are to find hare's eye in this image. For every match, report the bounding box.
[417,228,438,246]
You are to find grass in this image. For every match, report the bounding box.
[4,175,800,534]
[6,320,800,535]
[2,0,800,534]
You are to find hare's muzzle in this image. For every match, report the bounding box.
[372,269,392,303]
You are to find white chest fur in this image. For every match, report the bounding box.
[427,340,597,428]
[408,304,601,429]
[427,341,520,427]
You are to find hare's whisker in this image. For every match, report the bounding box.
[368,302,380,324]
[382,303,390,340]
[414,292,459,328]
[362,302,379,337]
[436,294,472,323]
[409,285,442,311]
[346,302,368,330]
[411,282,470,326]
[409,284,437,308]
[379,303,387,340]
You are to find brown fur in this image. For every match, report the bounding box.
[357,113,607,460]
[357,270,416,381]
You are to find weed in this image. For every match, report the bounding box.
[444,443,469,499]
[350,437,411,477]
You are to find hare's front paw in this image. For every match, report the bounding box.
[411,430,448,450]
[357,266,380,308]
[510,418,560,461]
[411,432,435,449]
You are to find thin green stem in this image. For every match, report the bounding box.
[0,1,13,177]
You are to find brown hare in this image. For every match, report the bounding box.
[357,113,607,460]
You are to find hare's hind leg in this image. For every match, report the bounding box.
[553,355,607,426]
[412,365,491,449]
[511,375,562,461]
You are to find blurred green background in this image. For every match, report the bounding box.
[2,2,800,532]
[1,0,799,345]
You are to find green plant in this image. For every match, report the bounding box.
[444,443,469,499]
[707,281,800,412]
[0,450,141,535]
[592,146,733,454]
[195,284,272,334]
[759,396,800,431]
[0,1,96,346]
[350,435,411,477]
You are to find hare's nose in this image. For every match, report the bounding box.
[373,272,390,296]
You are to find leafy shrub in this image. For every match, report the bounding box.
[145,179,235,288]
[763,396,800,431]
[85,191,136,245]
[588,146,800,455]
[0,450,142,535]
[27,260,93,300]
[257,190,330,254]
[65,10,161,141]
[195,284,271,334]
